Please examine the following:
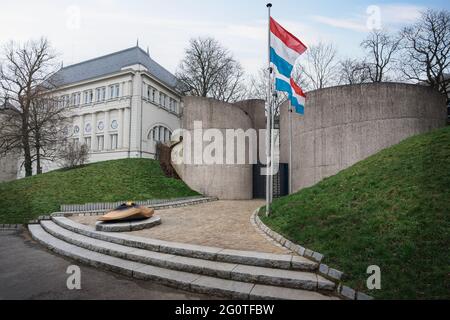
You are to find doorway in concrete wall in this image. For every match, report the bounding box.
[252,163,289,199]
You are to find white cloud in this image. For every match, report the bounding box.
[311,15,368,32]
[379,4,424,25]
[311,4,424,33]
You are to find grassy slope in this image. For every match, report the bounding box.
[0,158,198,224]
[261,126,450,299]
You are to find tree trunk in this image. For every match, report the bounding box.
[36,145,42,175]
[21,116,33,177]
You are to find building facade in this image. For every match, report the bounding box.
[16,46,183,177]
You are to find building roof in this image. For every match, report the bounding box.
[53,46,179,90]
[0,99,19,114]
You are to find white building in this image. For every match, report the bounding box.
[17,45,183,177]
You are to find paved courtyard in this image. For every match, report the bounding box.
[0,229,216,300]
[71,200,290,254]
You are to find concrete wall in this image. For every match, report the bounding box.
[280,83,447,192]
[0,153,18,183]
[172,97,264,200]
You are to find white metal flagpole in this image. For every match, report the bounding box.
[265,3,272,217]
[270,92,275,205]
[289,101,293,194]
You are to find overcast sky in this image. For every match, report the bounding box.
[1,0,449,77]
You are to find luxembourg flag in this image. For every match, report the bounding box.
[270,17,307,114]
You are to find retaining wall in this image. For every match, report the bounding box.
[172,97,265,200]
[280,83,447,192]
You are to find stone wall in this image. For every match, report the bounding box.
[280,83,447,192]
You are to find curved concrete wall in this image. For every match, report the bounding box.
[280,83,447,192]
[0,153,18,182]
[172,97,264,200]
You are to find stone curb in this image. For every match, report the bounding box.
[39,220,335,292]
[29,224,337,300]
[0,224,24,230]
[50,216,318,272]
[251,209,374,301]
[59,196,209,213]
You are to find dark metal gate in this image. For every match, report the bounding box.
[253,163,289,199]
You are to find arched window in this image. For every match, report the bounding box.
[148,125,172,143]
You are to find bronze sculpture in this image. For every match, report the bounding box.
[98,202,154,222]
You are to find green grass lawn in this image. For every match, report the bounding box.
[0,158,199,224]
[260,126,450,299]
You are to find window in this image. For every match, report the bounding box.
[95,87,106,102]
[146,84,151,99]
[58,95,69,108]
[115,84,120,98]
[149,126,172,143]
[169,98,177,112]
[72,138,79,146]
[145,85,158,103]
[97,135,104,151]
[159,93,165,106]
[71,92,81,106]
[110,134,118,150]
[109,84,120,99]
[152,88,157,102]
[84,90,93,104]
[84,137,91,149]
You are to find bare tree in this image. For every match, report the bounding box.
[361,29,402,83]
[338,58,370,85]
[58,142,89,169]
[176,37,246,103]
[247,67,269,101]
[301,42,339,90]
[400,9,450,103]
[0,38,60,176]
[247,66,309,116]
[29,94,70,174]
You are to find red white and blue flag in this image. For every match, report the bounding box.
[270,17,307,114]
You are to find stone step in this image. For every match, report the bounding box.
[51,216,317,271]
[40,220,335,291]
[28,224,337,300]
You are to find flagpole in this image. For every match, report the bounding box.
[265,2,272,217]
[270,93,275,204]
[288,101,293,194]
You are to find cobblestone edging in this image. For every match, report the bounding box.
[251,209,374,301]
[27,197,218,224]
[0,224,24,230]
[60,196,207,212]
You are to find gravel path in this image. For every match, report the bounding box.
[71,200,290,254]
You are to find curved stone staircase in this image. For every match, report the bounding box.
[28,216,339,300]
